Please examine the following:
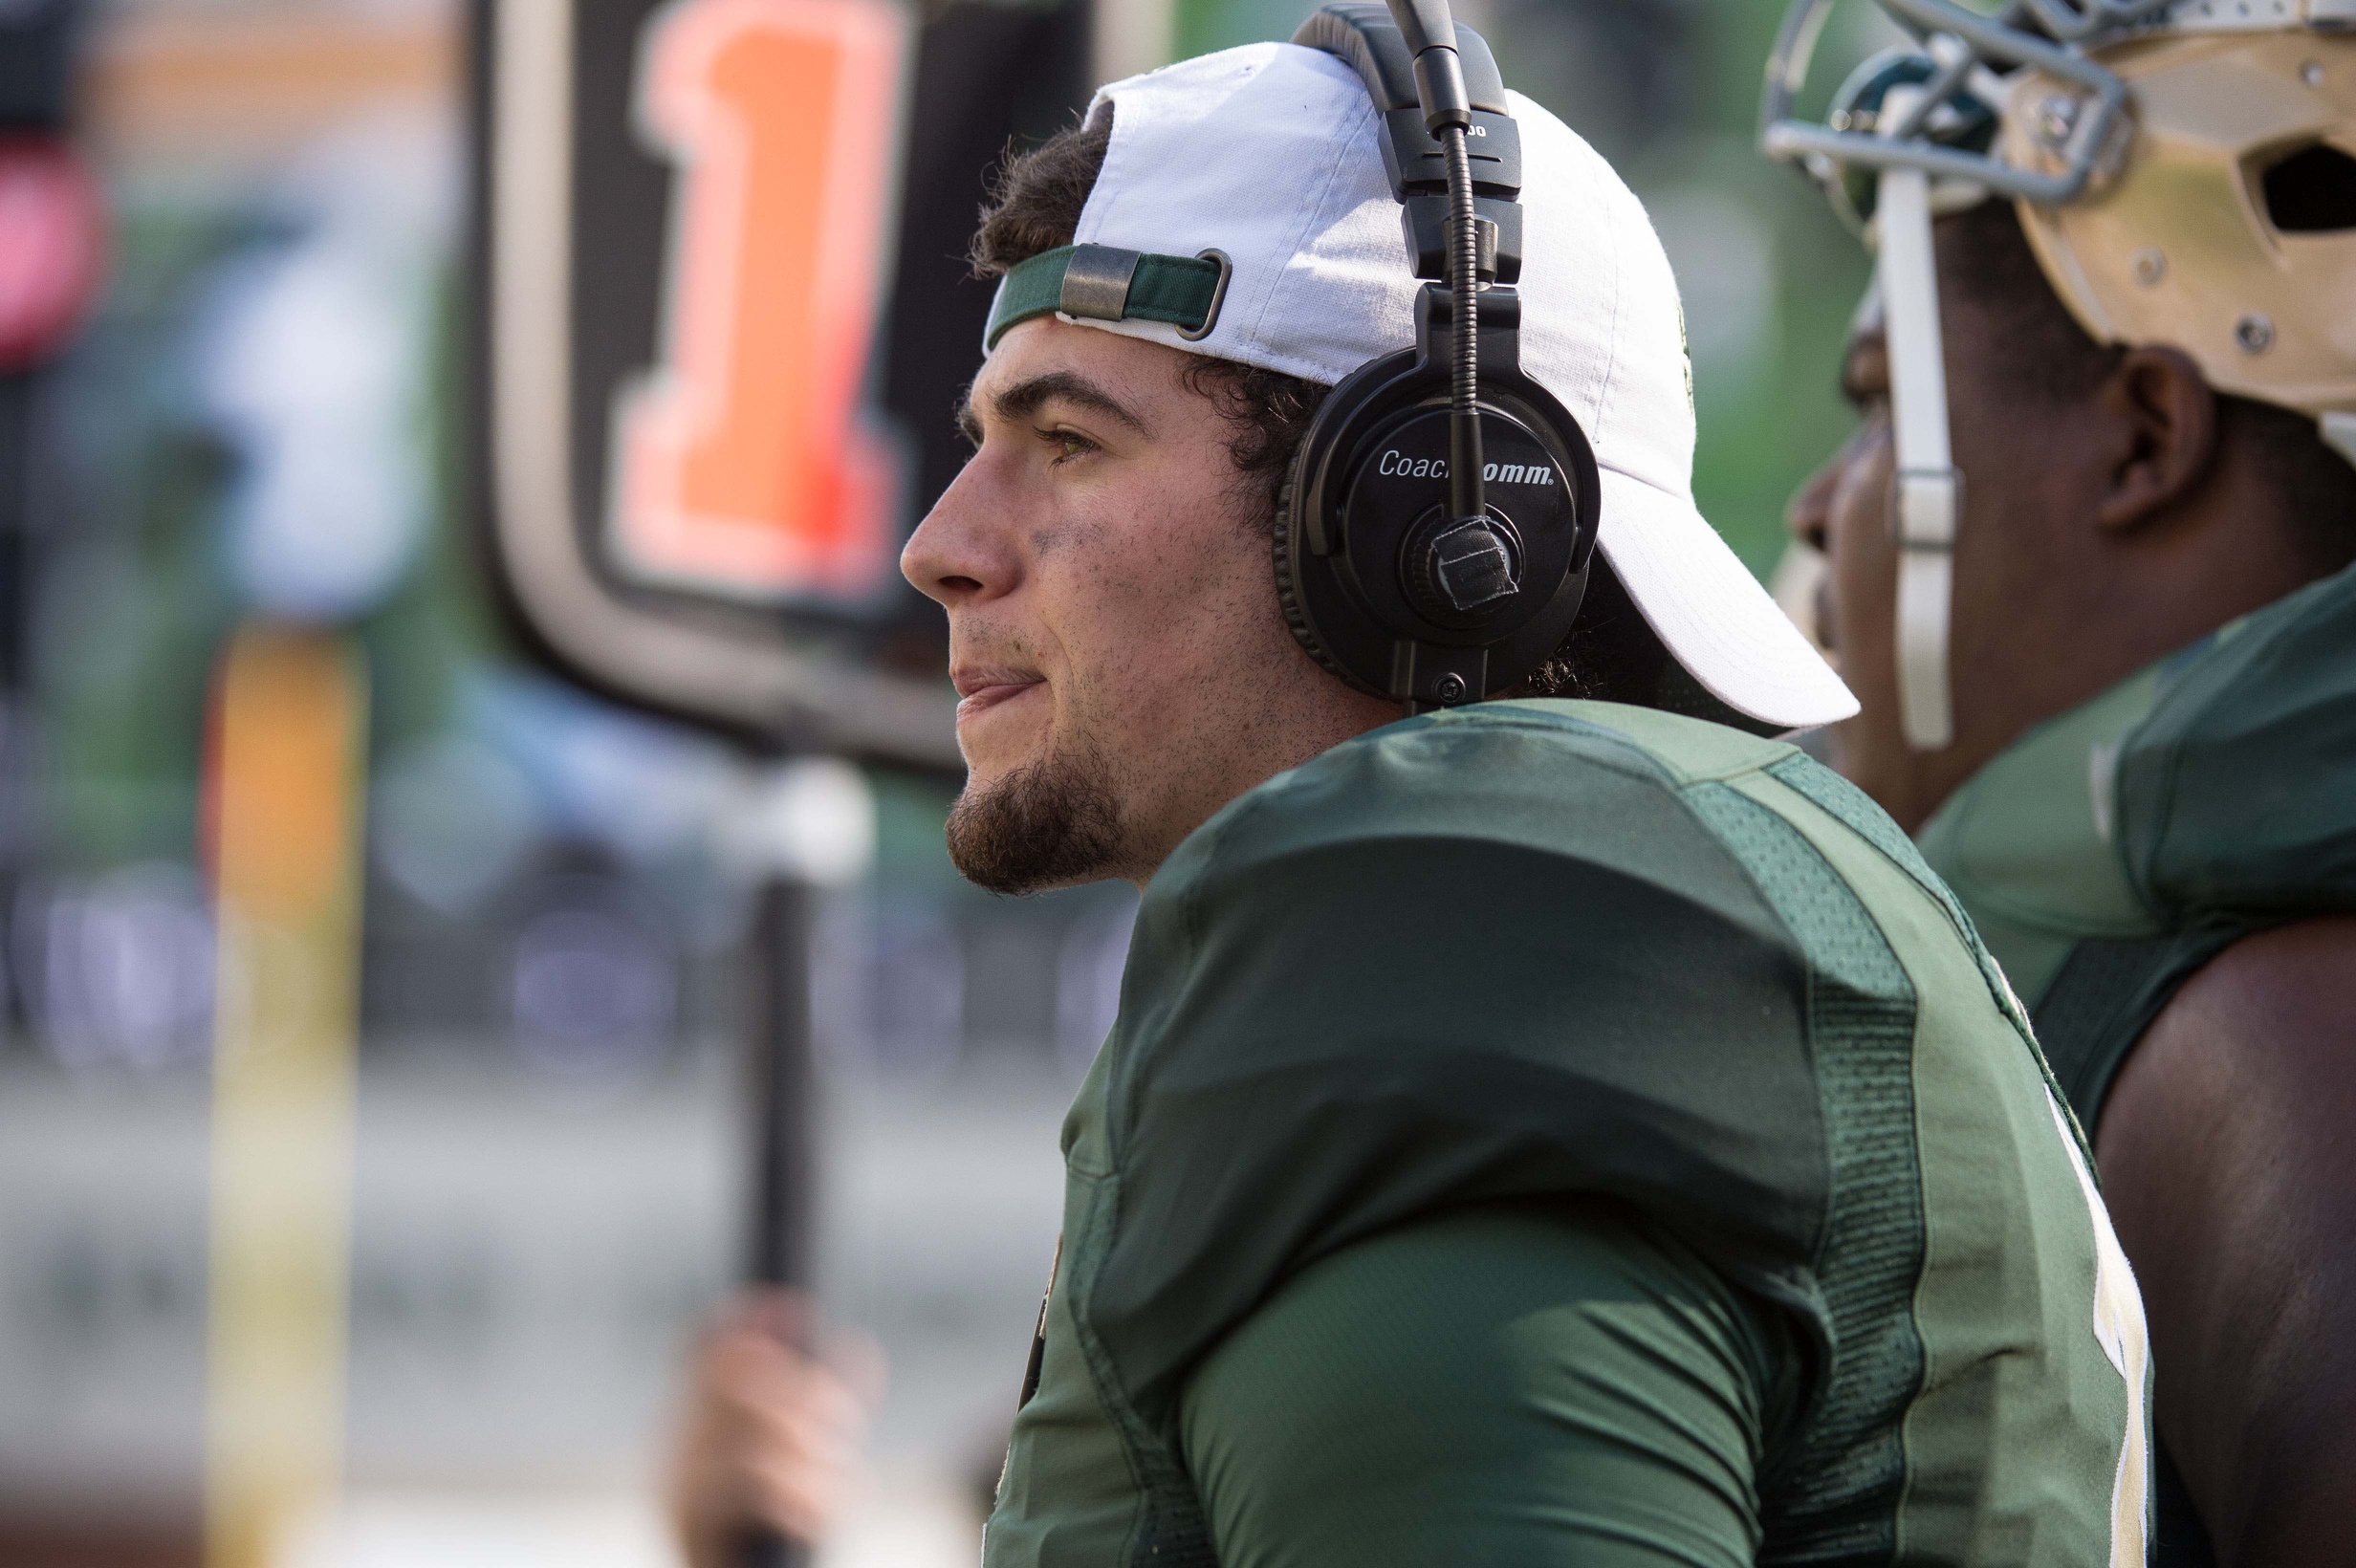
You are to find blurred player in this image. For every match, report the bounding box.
[1767,2,2356,1560]
[897,4,2152,1561]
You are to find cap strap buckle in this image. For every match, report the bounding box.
[1058,244,1142,319]
[983,245,1230,351]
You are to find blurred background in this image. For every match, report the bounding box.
[0,0,1890,1564]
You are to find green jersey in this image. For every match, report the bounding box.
[1920,558,2356,1125]
[1917,558,2356,1567]
[989,700,2149,1568]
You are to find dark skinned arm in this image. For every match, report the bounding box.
[2095,915,2356,1567]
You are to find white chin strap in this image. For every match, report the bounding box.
[2324,411,2356,470]
[1876,87,1959,752]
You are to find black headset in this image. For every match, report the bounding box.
[1280,1,1601,713]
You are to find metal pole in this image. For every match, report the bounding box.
[738,873,818,1568]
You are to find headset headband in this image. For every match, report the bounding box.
[1294,5,1526,284]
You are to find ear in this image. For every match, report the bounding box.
[2095,346,2218,532]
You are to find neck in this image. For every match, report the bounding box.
[1119,680,1399,887]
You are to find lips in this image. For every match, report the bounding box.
[952,666,1045,724]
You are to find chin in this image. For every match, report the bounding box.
[946,727,1127,895]
[957,712,1054,789]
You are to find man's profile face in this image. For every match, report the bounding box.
[1785,265,2100,831]
[902,318,1346,892]
[1785,325,1914,817]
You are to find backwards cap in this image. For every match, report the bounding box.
[986,41,1859,734]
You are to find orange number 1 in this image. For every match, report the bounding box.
[611,0,907,602]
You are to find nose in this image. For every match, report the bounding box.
[1786,455,1839,555]
[901,458,1011,609]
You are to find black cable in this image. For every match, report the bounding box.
[1443,120,1482,525]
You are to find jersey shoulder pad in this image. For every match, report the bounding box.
[1085,702,1842,1438]
[2115,563,2356,921]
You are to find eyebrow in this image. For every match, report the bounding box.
[954,369,1152,445]
[1838,334,1887,406]
[955,380,983,446]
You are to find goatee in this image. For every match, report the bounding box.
[947,746,1126,894]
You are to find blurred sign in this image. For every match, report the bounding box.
[476,0,959,764]
[611,0,904,602]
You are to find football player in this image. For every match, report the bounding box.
[1768,2,2356,1560]
[908,5,2153,1562]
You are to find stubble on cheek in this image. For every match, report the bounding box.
[950,416,1285,888]
[942,513,1138,892]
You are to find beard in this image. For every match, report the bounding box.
[946,741,1127,895]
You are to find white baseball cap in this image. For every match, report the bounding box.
[1006,40,1856,732]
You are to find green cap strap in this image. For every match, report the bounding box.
[984,244,1232,351]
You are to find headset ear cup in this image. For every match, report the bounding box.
[1271,475,1360,688]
